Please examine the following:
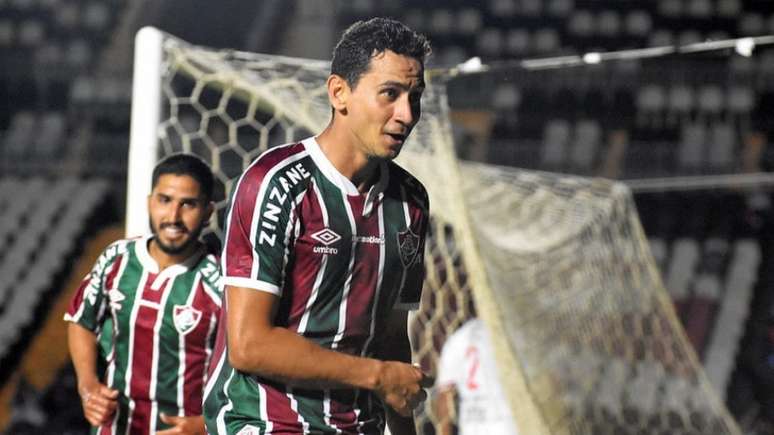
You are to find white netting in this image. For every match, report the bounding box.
[134,30,741,434]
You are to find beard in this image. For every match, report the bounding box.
[149,219,205,255]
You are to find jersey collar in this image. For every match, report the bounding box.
[303,136,389,216]
[137,234,203,286]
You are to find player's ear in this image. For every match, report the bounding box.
[203,200,215,224]
[327,74,349,114]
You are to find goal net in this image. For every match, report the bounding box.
[127,27,741,435]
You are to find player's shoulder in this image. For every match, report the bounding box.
[100,237,135,259]
[234,142,313,194]
[196,252,223,293]
[386,161,429,210]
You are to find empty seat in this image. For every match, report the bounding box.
[546,0,573,17]
[489,0,517,17]
[625,10,652,37]
[82,2,110,32]
[541,119,571,168]
[666,238,700,313]
[648,29,674,47]
[658,0,683,17]
[17,19,44,47]
[491,84,521,111]
[636,84,665,125]
[678,123,706,169]
[727,86,754,116]
[597,10,621,37]
[707,122,736,170]
[686,0,712,18]
[568,10,594,37]
[429,9,454,35]
[570,119,601,171]
[0,19,14,47]
[505,29,530,55]
[456,8,482,35]
[677,30,703,46]
[667,85,694,121]
[476,28,503,57]
[738,13,765,36]
[532,28,560,53]
[696,85,724,118]
[716,0,741,18]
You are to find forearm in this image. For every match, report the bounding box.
[68,322,101,392]
[230,324,383,391]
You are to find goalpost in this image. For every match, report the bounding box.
[127,26,741,435]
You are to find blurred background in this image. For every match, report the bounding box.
[1,0,774,433]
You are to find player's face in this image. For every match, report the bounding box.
[347,50,424,160]
[148,174,212,256]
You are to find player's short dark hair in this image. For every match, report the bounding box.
[151,153,214,202]
[331,17,431,90]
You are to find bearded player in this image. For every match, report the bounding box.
[66,154,222,434]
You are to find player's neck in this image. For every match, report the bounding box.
[148,238,201,271]
[316,127,381,194]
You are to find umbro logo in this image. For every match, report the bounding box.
[311,228,341,255]
[311,228,341,246]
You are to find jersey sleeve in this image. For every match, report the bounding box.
[63,243,120,333]
[394,180,429,311]
[222,162,298,296]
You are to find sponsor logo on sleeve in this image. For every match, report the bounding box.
[173,305,203,335]
[258,162,311,248]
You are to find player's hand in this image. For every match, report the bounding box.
[157,414,206,435]
[79,381,118,427]
[374,361,433,416]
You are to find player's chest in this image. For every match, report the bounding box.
[108,264,212,337]
[293,192,414,265]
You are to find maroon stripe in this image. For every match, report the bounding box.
[98,422,113,435]
[341,196,380,353]
[129,400,152,435]
[67,279,91,318]
[103,254,124,290]
[286,185,325,331]
[329,390,361,433]
[224,143,306,280]
[263,384,303,432]
[207,300,228,382]
[129,278,160,402]
[182,281,215,414]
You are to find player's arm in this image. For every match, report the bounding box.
[68,322,118,427]
[376,309,425,435]
[226,285,429,416]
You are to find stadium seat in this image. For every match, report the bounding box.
[0,19,14,47]
[677,29,703,46]
[738,13,765,36]
[658,0,683,18]
[635,84,666,126]
[505,29,530,55]
[488,0,517,17]
[678,123,707,171]
[532,28,560,54]
[686,0,713,18]
[624,10,652,37]
[491,83,521,111]
[597,10,621,37]
[707,122,736,171]
[429,9,454,36]
[648,29,674,47]
[476,28,503,57]
[696,85,724,120]
[546,0,573,17]
[456,8,482,35]
[716,0,742,18]
[541,119,571,169]
[666,85,694,125]
[570,119,601,172]
[666,238,700,315]
[567,10,594,37]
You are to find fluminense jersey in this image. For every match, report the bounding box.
[204,137,429,435]
[436,319,519,435]
[65,235,222,435]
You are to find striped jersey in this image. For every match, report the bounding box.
[204,137,429,434]
[65,235,222,435]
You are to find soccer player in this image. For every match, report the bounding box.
[434,318,519,435]
[65,154,222,435]
[203,17,431,435]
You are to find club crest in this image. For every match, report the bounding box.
[236,425,261,435]
[173,305,202,335]
[397,229,420,268]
